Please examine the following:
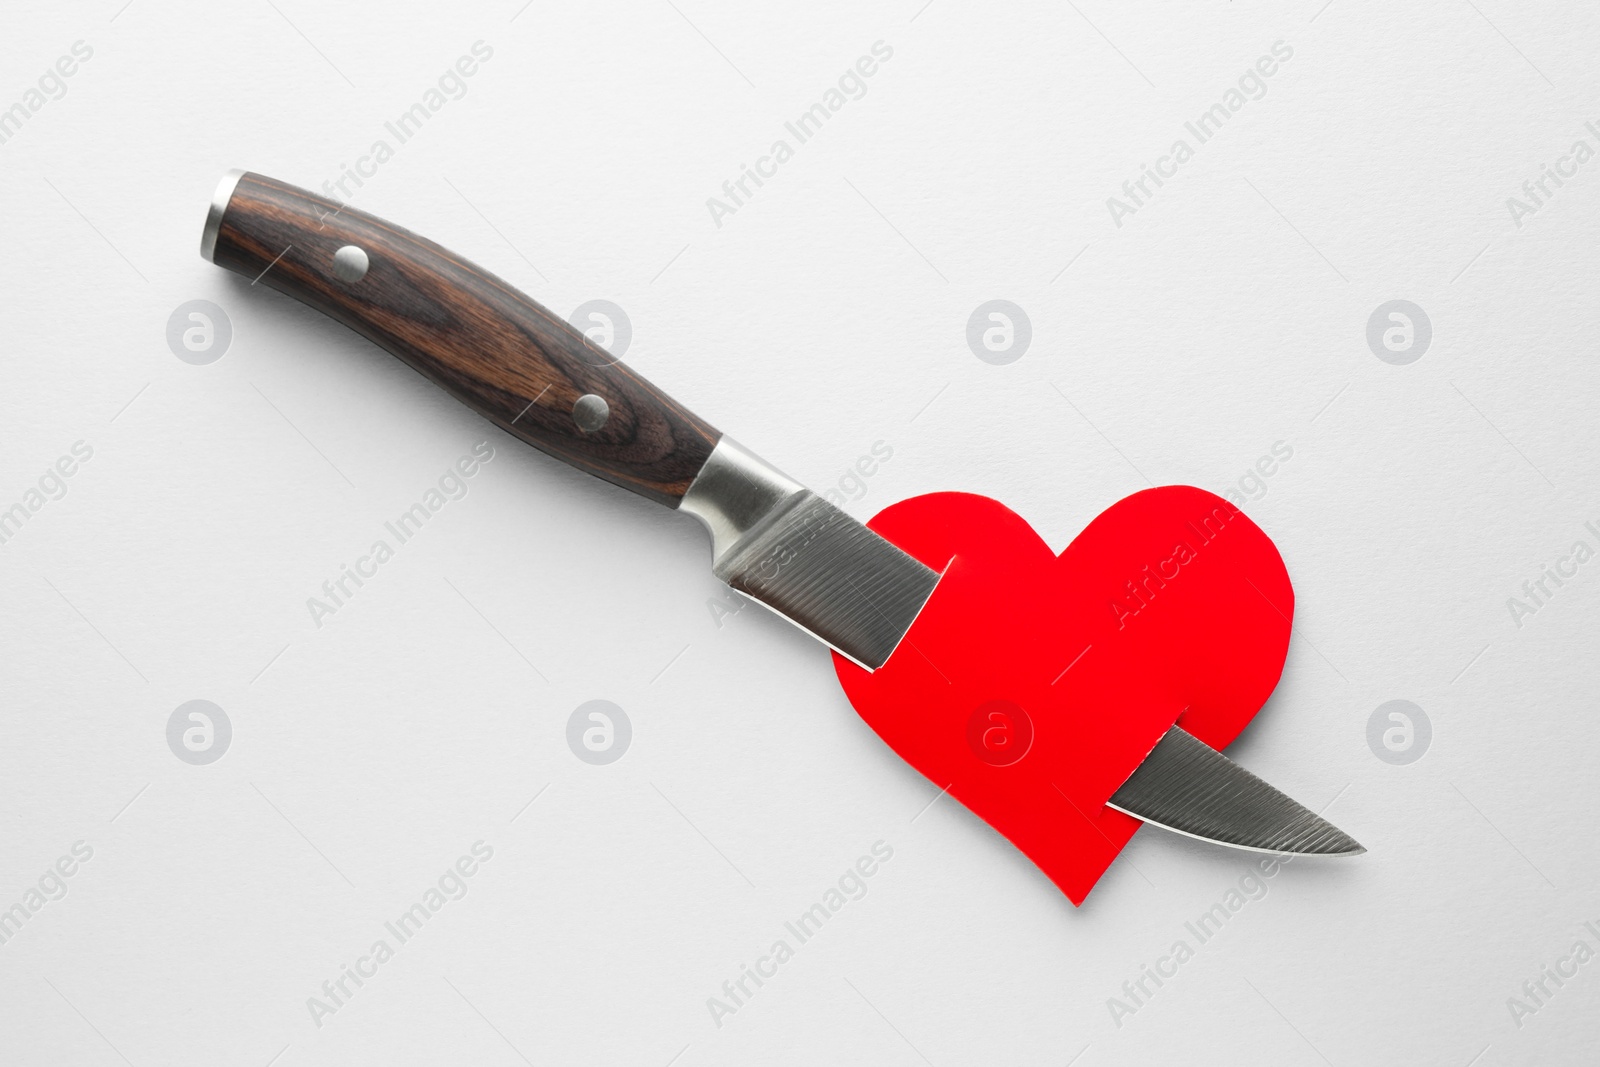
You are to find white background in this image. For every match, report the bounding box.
[2,0,1598,1063]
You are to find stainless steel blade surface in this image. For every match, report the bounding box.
[718,492,940,670]
[1107,726,1364,855]
[679,438,940,671]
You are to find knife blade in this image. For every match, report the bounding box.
[676,437,941,670]
[1108,725,1364,855]
[200,170,1362,857]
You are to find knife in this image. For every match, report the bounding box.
[200,170,1362,858]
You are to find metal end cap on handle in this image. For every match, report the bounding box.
[200,168,246,262]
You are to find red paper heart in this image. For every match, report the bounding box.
[832,488,1294,905]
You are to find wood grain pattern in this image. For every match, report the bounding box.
[211,172,721,506]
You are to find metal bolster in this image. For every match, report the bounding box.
[678,437,808,568]
[200,169,246,262]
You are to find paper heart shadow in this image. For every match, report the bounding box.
[832,489,1294,904]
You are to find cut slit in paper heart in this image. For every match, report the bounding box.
[831,488,1295,905]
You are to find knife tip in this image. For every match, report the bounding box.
[1314,828,1366,856]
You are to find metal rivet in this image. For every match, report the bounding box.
[332,245,369,283]
[572,393,609,433]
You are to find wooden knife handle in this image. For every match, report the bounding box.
[205,171,721,507]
